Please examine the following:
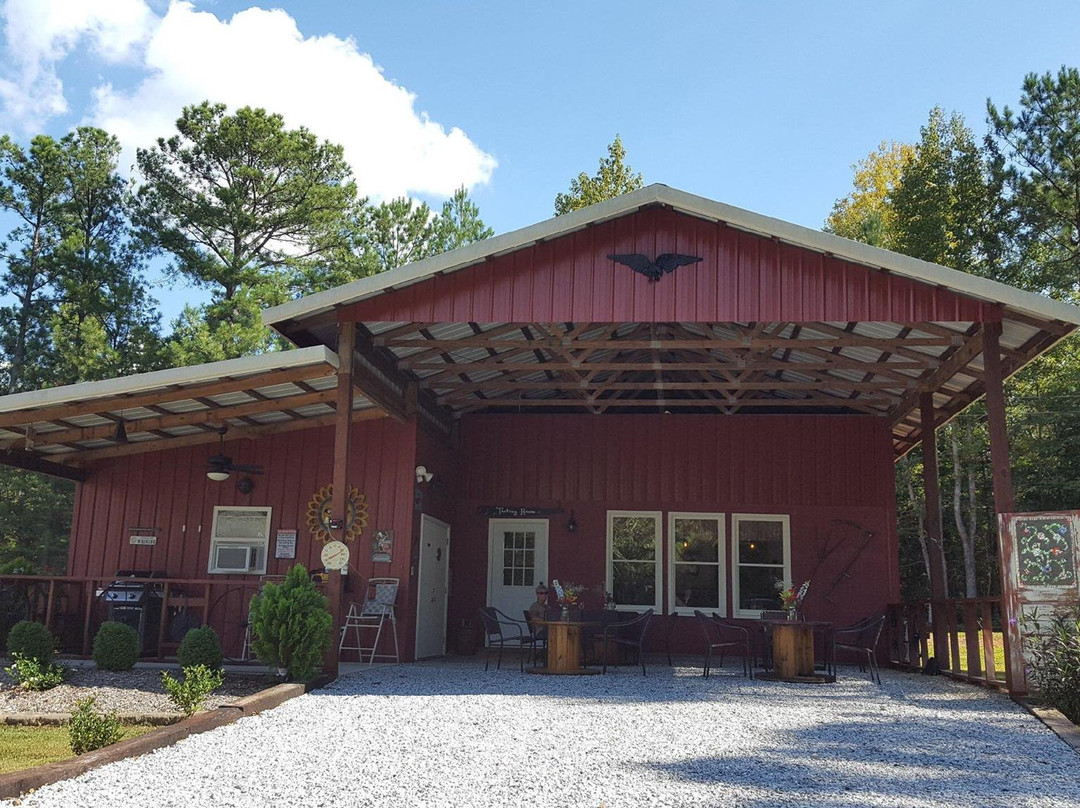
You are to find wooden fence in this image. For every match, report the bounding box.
[0,574,265,662]
[887,598,1006,688]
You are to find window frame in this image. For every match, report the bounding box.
[606,510,663,611]
[207,505,272,575]
[667,512,727,617]
[730,513,791,619]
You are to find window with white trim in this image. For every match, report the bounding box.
[207,506,272,575]
[731,513,791,618]
[668,513,726,615]
[607,511,662,610]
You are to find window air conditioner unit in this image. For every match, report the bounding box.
[214,544,261,573]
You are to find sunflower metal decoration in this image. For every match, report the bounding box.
[306,484,369,544]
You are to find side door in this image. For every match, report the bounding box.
[487,519,549,623]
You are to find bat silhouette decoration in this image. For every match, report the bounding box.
[607,253,702,282]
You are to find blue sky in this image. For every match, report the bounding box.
[2,1,1080,323]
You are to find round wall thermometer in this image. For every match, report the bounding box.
[321,540,350,571]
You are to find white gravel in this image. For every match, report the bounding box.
[5,660,1079,808]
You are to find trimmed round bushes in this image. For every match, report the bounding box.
[6,620,55,664]
[92,621,140,671]
[178,626,223,670]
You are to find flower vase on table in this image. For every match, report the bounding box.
[552,579,583,622]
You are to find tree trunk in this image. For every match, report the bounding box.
[950,429,978,598]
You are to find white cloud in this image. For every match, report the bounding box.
[0,0,156,127]
[0,1,496,200]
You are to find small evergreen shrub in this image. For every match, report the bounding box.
[177,626,223,670]
[5,654,65,691]
[1022,606,1080,724]
[92,621,140,671]
[160,664,225,716]
[248,564,331,681]
[6,620,55,664]
[69,696,123,754]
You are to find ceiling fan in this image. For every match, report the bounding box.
[206,427,263,481]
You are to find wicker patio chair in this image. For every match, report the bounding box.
[600,609,654,676]
[831,614,886,684]
[477,607,537,672]
[758,609,788,669]
[693,611,752,677]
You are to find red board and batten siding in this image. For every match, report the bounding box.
[446,413,900,651]
[68,419,422,659]
[338,208,1000,324]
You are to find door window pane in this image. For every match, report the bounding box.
[501,529,536,588]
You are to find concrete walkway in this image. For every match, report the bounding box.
[6,660,1079,807]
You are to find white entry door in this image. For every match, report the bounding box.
[416,515,451,659]
[487,519,549,622]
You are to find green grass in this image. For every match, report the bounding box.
[0,724,157,775]
[926,631,1007,680]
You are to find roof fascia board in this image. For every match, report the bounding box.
[0,345,339,415]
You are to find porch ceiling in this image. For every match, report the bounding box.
[342,315,1069,457]
[0,346,386,468]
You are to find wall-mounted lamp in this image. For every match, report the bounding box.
[237,476,255,494]
[567,510,577,533]
[415,465,434,484]
[206,470,230,482]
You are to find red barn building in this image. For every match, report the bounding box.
[2,185,1077,680]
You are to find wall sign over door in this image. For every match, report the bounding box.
[478,506,563,518]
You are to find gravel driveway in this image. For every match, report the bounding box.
[5,660,1079,808]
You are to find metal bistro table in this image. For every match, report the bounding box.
[756,619,836,684]
[526,619,602,675]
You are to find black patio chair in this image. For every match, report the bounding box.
[693,611,752,678]
[523,609,547,666]
[477,607,537,672]
[661,611,679,666]
[758,609,788,669]
[600,609,654,675]
[831,614,886,684]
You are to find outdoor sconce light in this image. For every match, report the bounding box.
[236,476,255,494]
[567,511,577,533]
[206,470,230,482]
[415,465,434,484]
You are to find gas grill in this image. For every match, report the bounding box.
[98,570,166,655]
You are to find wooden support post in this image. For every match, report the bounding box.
[920,392,950,669]
[325,321,356,680]
[981,600,998,684]
[983,321,1024,694]
[157,582,171,661]
[44,580,56,631]
[963,601,982,681]
[81,580,95,658]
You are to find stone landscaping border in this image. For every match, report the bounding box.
[1014,697,1080,755]
[0,675,332,800]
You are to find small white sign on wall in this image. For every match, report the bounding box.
[275,529,298,559]
[129,535,157,546]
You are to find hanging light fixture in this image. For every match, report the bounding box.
[113,411,128,444]
[207,469,230,482]
[567,510,577,533]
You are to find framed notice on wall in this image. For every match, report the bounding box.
[372,530,393,563]
[275,529,298,560]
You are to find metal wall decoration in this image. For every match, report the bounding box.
[306,484,369,543]
[607,253,702,282]
[478,506,564,518]
[372,530,393,563]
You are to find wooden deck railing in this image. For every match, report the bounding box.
[0,574,266,662]
[887,598,1006,688]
